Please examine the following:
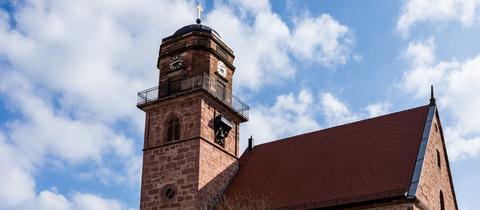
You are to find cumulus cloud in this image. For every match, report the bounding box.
[445,127,480,160]
[399,39,480,160]
[398,38,460,98]
[206,1,354,90]
[403,38,437,67]
[365,102,391,118]
[0,72,140,209]
[396,0,480,36]
[206,5,293,90]
[0,71,140,181]
[0,0,186,208]
[317,93,389,126]
[290,14,353,67]
[0,0,198,129]
[0,132,132,210]
[319,92,358,127]
[70,193,126,210]
[14,190,131,210]
[242,89,320,147]
[241,89,390,150]
[0,0,356,208]
[0,134,35,208]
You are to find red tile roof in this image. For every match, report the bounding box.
[225,105,429,209]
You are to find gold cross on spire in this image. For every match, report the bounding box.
[196,3,204,23]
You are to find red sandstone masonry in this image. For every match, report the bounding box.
[140,91,243,210]
[415,112,457,210]
[200,95,242,157]
[196,92,243,208]
[143,94,203,149]
[139,24,253,210]
[140,140,200,210]
[140,93,204,210]
[342,111,457,210]
[158,34,235,93]
[198,140,238,208]
[141,26,458,210]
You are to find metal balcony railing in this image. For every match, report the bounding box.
[137,73,249,120]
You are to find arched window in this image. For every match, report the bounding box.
[440,190,445,210]
[166,116,180,142]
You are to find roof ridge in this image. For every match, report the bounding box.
[254,104,430,149]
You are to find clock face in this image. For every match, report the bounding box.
[217,61,227,78]
[169,55,183,71]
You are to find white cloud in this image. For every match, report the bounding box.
[0,0,355,208]
[0,72,137,166]
[14,190,131,210]
[228,0,271,14]
[0,132,131,210]
[290,14,353,67]
[241,89,389,150]
[207,5,293,90]
[0,134,35,208]
[319,93,390,126]
[207,1,354,90]
[0,0,196,129]
[319,92,359,127]
[365,102,391,117]
[242,89,320,147]
[352,54,363,62]
[70,193,125,210]
[34,191,70,210]
[403,38,436,67]
[396,0,480,36]
[0,1,196,208]
[445,127,480,160]
[0,72,141,209]
[399,38,459,98]
[399,39,480,160]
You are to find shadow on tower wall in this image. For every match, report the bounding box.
[197,149,271,210]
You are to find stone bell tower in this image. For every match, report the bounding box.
[136,6,249,210]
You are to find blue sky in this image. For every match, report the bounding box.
[1,0,480,209]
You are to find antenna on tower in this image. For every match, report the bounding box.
[429,85,436,106]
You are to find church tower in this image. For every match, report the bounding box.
[136,5,249,210]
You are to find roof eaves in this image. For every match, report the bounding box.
[271,189,407,210]
[406,105,436,198]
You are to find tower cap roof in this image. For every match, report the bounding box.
[162,24,221,42]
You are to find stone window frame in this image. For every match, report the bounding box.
[165,113,182,143]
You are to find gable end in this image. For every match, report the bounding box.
[408,106,459,210]
[407,106,436,198]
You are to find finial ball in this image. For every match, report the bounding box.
[196,18,201,24]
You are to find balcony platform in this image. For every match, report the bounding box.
[137,73,249,121]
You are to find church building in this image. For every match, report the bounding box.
[136,9,458,210]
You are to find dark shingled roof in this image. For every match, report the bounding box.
[162,24,221,41]
[225,105,430,209]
